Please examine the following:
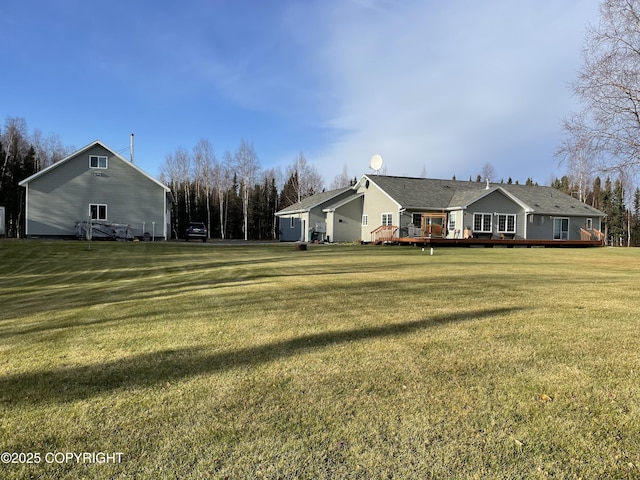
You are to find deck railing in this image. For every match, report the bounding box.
[593,228,604,243]
[580,228,605,244]
[371,225,397,244]
[421,223,445,237]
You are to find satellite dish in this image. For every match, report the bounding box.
[370,154,383,174]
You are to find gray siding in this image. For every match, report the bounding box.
[25,145,168,238]
[279,216,303,242]
[329,196,362,242]
[308,206,327,240]
[463,190,526,239]
[525,215,554,240]
[357,181,399,241]
[525,214,598,241]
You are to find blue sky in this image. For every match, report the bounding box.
[2,0,600,187]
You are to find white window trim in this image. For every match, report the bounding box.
[90,155,108,169]
[586,218,593,229]
[497,214,516,233]
[90,204,107,221]
[473,212,492,233]
[290,217,295,228]
[362,214,368,226]
[381,213,393,226]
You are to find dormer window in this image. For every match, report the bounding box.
[90,155,108,169]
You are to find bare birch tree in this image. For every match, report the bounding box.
[215,151,233,239]
[234,139,260,241]
[282,152,324,205]
[330,164,351,190]
[160,146,192,238]
[561,0,640,174]
[0,117,29,182]
[193,139,217,238]
[174,147,192,221]
[31,130,72,170]
[556,113,596,202]
[480,162,495,183]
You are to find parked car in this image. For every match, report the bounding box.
[185,222,207,242]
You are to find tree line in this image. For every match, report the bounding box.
[158,138,355,241]
[0,117,72,237]
[551,174,640,246]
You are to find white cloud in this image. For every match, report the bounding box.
[291,0,600,183]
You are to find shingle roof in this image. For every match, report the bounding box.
[495,182,604,216]
[276,187,353,215]
[365,176,457,209]
[366,175,605,216]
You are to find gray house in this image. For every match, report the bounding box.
[19,140,172,240]
[277,175,605,244]
[356,175,605,243]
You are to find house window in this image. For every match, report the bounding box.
[448,214,456,231]
[553,218,569,240]
[90,155,108,169]
[290,217,295,228]
[90,204,107,221]
[362,215,368,226]
[412,213,422,226]
[382,213,393,226]
[586,218,593,229]
[497,214,516,233]
[473,213,492,232]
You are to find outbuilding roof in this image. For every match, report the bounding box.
[19,140,171,194]
[276,187,353,215]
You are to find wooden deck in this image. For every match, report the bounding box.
[384,236,604,248]
[369,225,604,247]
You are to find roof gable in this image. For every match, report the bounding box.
[19,140,170,193]
[453,186,533,211]
[363,175,457,209]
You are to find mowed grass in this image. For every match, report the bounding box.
[0,240,638,479]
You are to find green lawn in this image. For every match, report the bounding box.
[0,240,638,479]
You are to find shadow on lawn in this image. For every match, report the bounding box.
[0,307,520,405]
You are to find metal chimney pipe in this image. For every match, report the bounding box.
[130,133,135,163]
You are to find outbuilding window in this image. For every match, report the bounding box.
[90,204,107,221]
[90,155,108,169]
